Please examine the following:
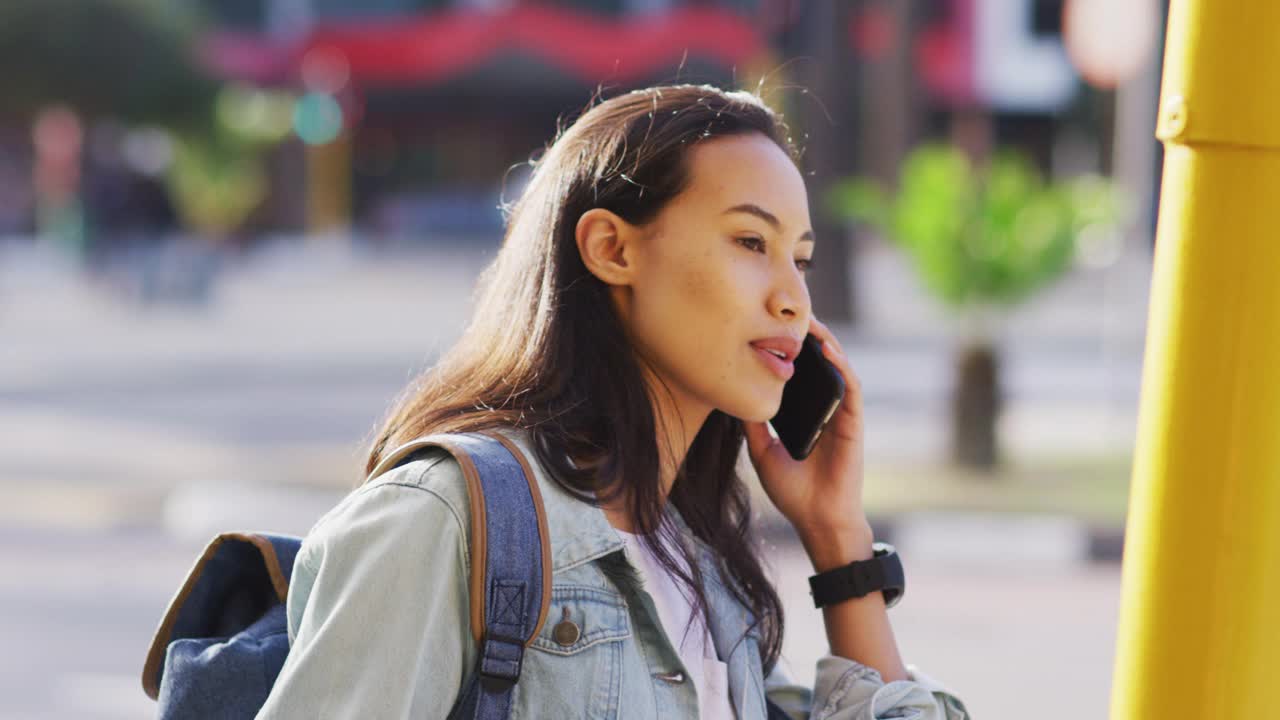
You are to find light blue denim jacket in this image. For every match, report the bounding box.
[256,428,971,719]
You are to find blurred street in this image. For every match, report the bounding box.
[0,235,1149,532]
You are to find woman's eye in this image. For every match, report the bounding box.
[738,236,813,273]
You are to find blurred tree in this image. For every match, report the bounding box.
[166,131,268,241]
[161,84,296,240]
[828,143,1124,470]
[0,0,217,129]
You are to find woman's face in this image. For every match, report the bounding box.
[617,132,815,429]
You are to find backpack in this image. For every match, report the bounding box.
[141,431,553,720]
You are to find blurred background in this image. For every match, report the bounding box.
[0,0,1166,718]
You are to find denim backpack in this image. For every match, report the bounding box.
[141,432,553,720]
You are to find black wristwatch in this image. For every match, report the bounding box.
[807,542,905,609]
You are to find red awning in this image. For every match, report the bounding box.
[201,6,764,89]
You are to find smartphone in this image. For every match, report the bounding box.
[768,333,846,460]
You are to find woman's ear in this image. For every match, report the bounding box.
[575,208,639,287]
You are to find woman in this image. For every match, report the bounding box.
[257,84,970,719]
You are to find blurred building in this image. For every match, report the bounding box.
[191,0,775,240]
[0,0,1160,262]
[183,0,1160,246]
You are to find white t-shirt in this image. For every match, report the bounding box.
[614,527,737,720]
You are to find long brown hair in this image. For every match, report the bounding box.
[366,84,798,672]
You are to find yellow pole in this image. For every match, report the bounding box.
[1110,0,1280,717]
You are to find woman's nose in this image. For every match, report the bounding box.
[770,273,810,322]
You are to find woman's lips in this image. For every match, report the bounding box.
[751,344,795,381]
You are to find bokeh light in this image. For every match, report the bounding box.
[1064,0,1160,88]
[216,85,296,143]
[120,127,174,177]
[300,46,351,95]
[292,92,344,146]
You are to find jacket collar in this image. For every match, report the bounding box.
[490,427,721,573]
[490,426,761,644]
[489,426,625,572]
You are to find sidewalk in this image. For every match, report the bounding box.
[0,235,1149,562]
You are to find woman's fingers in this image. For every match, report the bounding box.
[808,317,860,400]
[810,316,847,358]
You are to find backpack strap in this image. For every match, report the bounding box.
[372,431,553,720]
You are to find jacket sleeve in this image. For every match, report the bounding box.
[256,456,478,720]
[764,654,972,720]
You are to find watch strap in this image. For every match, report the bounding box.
[808,541,904,609]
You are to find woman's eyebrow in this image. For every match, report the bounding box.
[722,203,816,244]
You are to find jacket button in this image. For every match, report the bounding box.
[552,607,580,646]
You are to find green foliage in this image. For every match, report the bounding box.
[0,0,217,129]
[166,130,267,237]
[827,143,1124,310]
